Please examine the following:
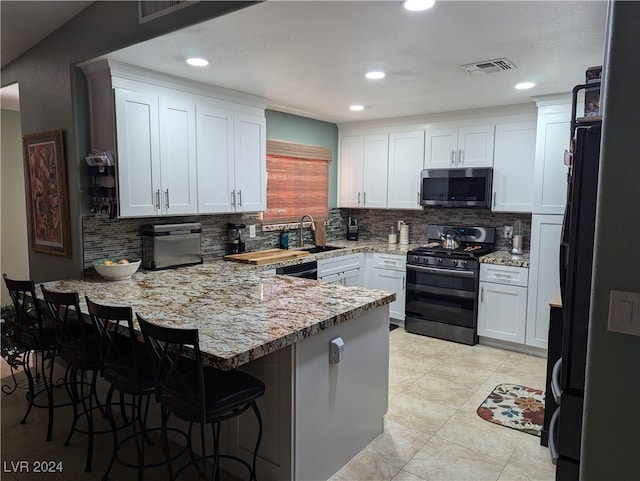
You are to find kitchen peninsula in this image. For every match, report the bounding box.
[39,260,395,481]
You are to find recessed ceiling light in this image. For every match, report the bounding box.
[350,105,365,112]
[515,82,536,90]
[403,0,435,12]
[365,71,386,80]
[186,57,209,67]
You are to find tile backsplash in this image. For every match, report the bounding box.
[82,208,531,271]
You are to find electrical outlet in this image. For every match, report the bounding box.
[249,225,256,238]
[503,226,513,239]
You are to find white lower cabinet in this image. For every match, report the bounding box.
[318,254,363,286]
[478,264,529,344]
[366,253,406,324]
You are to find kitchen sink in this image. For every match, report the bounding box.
[300,245,345,254]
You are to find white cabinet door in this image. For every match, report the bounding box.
[387,131,424,210]
[457,125,495,168]
[339,135,388,208]
[526,214,563,348]
[115,89,160,217]
[339,136,365,208]
[196,105,235,213]
[370,267,405,323]
[362,134,389,208]
[342,268,361,286]
[425,128,458,168]
[319,273,341,285]
[158,98,197,215]
[425,124,494,168]
[478,281,528,344]
[234,113,266,212]
[533,105,571,214]
[492,121,537,212]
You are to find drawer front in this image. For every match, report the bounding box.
[318,253,362,277]
[480,264,529,287]
[371,253,406,272]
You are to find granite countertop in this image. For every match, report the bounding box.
[479,250,530,268]
[40,261,395,371]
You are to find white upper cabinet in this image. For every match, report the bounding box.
[492,121,537,212]
[82,60,267,218]
[425,124,494,168]
[339,134,388,208]
[196,106,235,213]
[196,108,266,214]
[115,89,160,217]
[158,97,198,215]
[387,131,424,210]
[116,91,198,217]
[233,113,266,213]
[532,101,571,214]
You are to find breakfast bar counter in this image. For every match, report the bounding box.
[40,260,395,481]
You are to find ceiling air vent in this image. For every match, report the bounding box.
[138,1,196,24]
[461,58,517,75]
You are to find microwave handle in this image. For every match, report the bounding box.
[450,150,455,166]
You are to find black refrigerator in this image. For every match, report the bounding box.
[552,118,602,480]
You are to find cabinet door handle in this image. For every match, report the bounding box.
[450,150,455,165]
[231,190,236,207]
[403,276,406,290]
[458,149,463,165]
[363,192,367,205]
[480,287,485,303]
[417,191,420,205]
[357,192,361,205]
[493,192,497,207]
[165,189,170,209]
[155,190,160,210]
[238,190,242,207]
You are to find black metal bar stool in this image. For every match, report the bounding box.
[137,314,265,481]
[3,274,62,441]
[41,285,104,473]
[86,297,187,481]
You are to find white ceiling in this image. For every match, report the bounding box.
[97,0,608,124]
[1,1,608,123]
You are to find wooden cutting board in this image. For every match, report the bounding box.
[223,249,309,265]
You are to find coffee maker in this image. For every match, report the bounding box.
[226,223,246,254]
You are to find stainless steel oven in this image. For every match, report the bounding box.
[404,225,495,345]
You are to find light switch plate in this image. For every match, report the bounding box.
[249,225,256,238]
[607,290,640,336]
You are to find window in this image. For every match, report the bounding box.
[261,140,331,224]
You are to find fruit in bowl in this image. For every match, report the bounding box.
[93,259,141,281]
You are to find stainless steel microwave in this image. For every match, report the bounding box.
[420,168,493,208]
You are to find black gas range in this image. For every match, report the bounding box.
[405,225,496,345]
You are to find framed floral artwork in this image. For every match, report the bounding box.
[22,129,71,258]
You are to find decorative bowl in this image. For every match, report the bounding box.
[92,259,141,281]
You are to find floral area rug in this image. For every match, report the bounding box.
[476,383,545,436]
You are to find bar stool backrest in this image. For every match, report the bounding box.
[40,286,93,367]
[3,274,47,347]
[85,297,147,390]
[136,314,207,423]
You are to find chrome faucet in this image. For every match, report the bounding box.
[299,214,316,248]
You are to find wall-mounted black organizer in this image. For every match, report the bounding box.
[88,165,117,219]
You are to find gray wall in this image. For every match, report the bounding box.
[1,1,257,282]
[581,2,640,479]
[1,109,29,304]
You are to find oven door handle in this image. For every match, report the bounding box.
[407,265,477,277]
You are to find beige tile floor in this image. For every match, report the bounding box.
[328,329,555,481]
[1,329,554,481]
